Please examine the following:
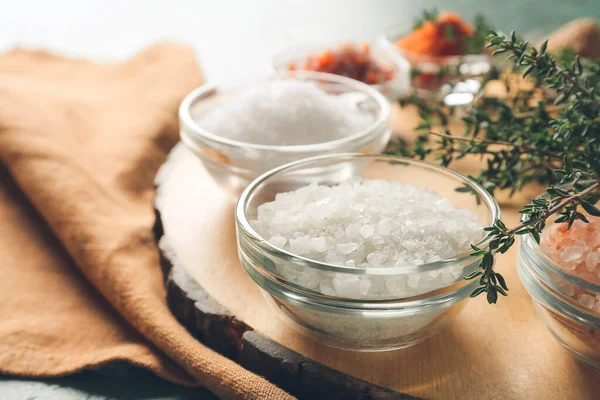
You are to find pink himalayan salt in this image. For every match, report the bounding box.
[587,252,599,271]
[540,212,600,311]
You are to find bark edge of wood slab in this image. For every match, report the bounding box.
[153,206,421,400]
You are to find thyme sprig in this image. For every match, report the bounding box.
[388,30,600,303]
[470,180,600,304]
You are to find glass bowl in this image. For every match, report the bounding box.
[271,42,410,100]
[235,154,500,351]
[519,189,600,303]
[518,245,600,370]
[180,71,391,195]
[378,24,492,106]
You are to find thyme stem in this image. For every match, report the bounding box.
[428,131,563,160]
[428,131,516,147]
[508,182,600,235]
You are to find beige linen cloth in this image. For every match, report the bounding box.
[0,44,292,400]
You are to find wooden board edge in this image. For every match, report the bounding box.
[153,205,421,400]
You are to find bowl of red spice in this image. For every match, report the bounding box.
[379,11,493,105]
[272,41,410,99]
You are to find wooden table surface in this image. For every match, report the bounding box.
[157,104,600,400]
[1,1,599,399]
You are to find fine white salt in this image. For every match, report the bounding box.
[251,178,484,299]
[199,80,373,146]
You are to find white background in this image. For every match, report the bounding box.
[1,0,596,82]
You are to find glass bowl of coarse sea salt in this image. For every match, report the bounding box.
[236,154,500,351]
[179,71,391,195]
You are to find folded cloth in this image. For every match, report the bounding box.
[0,44,292,400]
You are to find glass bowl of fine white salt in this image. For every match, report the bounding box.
[180,71,391,195]
[236,154,500,351]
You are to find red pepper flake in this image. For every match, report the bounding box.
[288,43,395,85]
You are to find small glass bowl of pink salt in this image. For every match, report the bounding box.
[540,219,600,295]
[518,199,600,370]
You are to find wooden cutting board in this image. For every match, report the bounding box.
[155,105,600,400]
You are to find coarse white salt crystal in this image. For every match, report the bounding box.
[310,237,329,253]
[367,252,385,267]
[199,79,372,146]
[376,218,391,236]
[359,278,372,296]
[320,280,336,296]
[332,274,363,297]
[279,263,302,280]
[385,277,407,295]
[407,275,421,288]
[450,268,464,280]
[360,224,375,238]
[441,271,455,285]
[337,242,359,255]
[269,235,287,248]
[435,198,453,212]
[428,270,439,278]
[345,223,361,238]
[251,179,484,300]
[298,270,321,289]
[289,237,310,255]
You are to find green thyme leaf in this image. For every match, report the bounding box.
[581,201,600,217]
